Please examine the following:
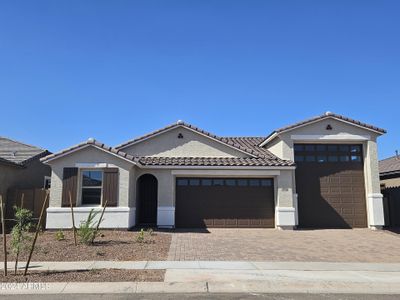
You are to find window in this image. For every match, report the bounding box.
[328,156,338,162]
[317,156,327,163]
[316,145,326,151]
[177,179,188,186]
[81,170,103,205]
[237,179,248,186]
[305,155,316,162]
[305,145,315,151]
[249,179,260,186]
[201,179,212,186]
[225,179,236,186]
[295,155,304,162]
[294,145,304,151]
[340,155,350,162]
[189,179,200,186]
[327,145,338,152]
[261,179,272,186]
[213,179,224,186]
[351,145,361,153]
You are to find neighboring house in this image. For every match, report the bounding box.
[380,155,400,188]
[0,137,51,205]
[42,112,386,230]
[379,155,400,227]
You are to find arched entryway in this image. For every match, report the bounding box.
[137,174,158,225]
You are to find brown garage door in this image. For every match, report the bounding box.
[295,144,367,228]
[175,178,275,228]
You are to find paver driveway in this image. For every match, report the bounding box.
[167,228,400,262]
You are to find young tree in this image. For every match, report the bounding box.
[11,206,32,275]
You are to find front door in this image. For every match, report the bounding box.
[137,174,158,225]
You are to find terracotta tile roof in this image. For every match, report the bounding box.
[41,139,138,164]
[115,121,261,158]
[261,112,386,146]
[137,156,293,167]
[379,155,400,176]
[0,137,49,166]
[42,137,294,167]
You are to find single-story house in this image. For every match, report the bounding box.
[42,112,386,230]
[380,155,400,227]
[0,137,51,211]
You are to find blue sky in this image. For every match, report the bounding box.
[0,1,398,159]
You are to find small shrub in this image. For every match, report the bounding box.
[55,230,65,241]
[147,228,154,236]
[136,228,145,243]
[77,209,103,245]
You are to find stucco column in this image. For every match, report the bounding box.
[275,170,296,230]
[155,170,175,228]
[364,140,385,229]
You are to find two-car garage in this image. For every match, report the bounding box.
[174,144,369,229]
[175,178,275,228]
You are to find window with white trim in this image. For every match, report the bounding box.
[81,170,103,205]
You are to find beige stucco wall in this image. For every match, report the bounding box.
[134,168,174,207]
[120,127,247,158]
[46,145,134,208]
[275,169,296,207]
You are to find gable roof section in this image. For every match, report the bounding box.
[114,121,260,158]
[379,155,400,176]
[42,138,294,167]
[0,137,50,166]
[41,139,138,165]
[260,112,386,146]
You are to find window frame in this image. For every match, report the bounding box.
[79,169,104,207]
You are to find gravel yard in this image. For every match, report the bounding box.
[0,229,171,262]
[0,269,165,282]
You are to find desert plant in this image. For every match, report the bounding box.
[11,206,33,275]
[136,228,145,243]
[55,230,65,241]
[77,209,103,245]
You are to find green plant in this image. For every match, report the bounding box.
[55,230,65,241]
[11,206,33,275]
[77,209,103,245]
[136,228,145,243]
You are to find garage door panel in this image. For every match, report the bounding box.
[176,178,275,228]
[295,144,367,228]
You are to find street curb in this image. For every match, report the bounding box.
[1,280,400,295]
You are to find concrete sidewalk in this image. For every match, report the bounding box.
[2,261,400,295]
[5,260,400,272]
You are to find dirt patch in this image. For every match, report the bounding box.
[0,269,165,282]
[0,230,171,261]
